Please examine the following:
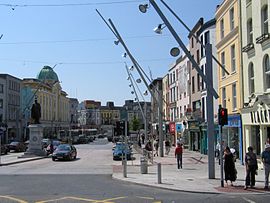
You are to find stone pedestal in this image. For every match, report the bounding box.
[23,124,46,157]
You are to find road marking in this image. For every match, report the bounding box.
[242,197,256,203]
[36,196,127,203]
[0,195,28,203]
[136,196,154,200]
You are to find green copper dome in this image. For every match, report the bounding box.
[37,66,59,82]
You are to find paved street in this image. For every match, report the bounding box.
[0,139,269,203]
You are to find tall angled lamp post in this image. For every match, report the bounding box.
[126,64,148,142]
[139,0,220,179]
[96,9,165,157]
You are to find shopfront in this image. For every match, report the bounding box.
[187,120,201,151]
[242,96,270,161]
[220,114,243,163]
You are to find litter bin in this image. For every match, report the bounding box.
[140,157,148,174]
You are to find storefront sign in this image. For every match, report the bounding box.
[169,122,175,134]
[176,123,182,132]
[250,109,270,124]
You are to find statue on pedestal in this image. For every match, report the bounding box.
[31,98,41,124]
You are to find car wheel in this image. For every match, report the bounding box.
[74,155,77,160]
[52,157,56,161]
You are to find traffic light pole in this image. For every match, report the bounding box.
[219,124,224,187]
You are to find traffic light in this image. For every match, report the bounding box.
[218,107,228,126]
[115,121,129,136]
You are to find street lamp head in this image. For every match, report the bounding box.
[131,91,134,94]
[127,76,130,80]
[136,78,142,83]
[170,47,180,57]
[143,90,148,96]
[139,4,148,13]
[114,40,120,45]
[153,23,166,34]
[129,65,134,71]
[129,84,132,87]
[122,53,127,58]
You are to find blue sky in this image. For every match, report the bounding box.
[0,0,221,106]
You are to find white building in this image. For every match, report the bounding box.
[241,0,270,156]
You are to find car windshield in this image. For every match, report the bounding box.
[10,142,19,145]
[57,145,71,151]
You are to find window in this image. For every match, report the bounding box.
[230,7,235,31]
[191,37,194,48]
[247,19,253,44]
[264,54,270,90]
[249,62,255,94]
[192,76,195,93]
[197,50,200,63]
[0,99,3,108]
[201,65,205,90]
[222,87,226,108]
[232,83,237,110]
[262,5,268,34]
[221,52,226,77]
[231,44,236,73]
[0,84,3,93]
[220,19,224,39]
[200,35,204,57]
[197,73,200,91]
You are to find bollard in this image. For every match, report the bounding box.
[157,162,161,184]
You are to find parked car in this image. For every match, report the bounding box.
[52,144,77,161]
[42,139,50,148]
[1,145,9,155]
[8,141,27,152]
[24,140,29,150]
[77,134,88,144]
[46,140,61,155]
[113,142,132,160]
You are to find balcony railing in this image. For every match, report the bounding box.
[256,33,270,44]
[242,43,254,52]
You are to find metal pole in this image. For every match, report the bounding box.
[158,87,164,157]
[144,101,147,142]
[206,44,215,179]
[157,162,162,184]
[219,124,224,187]
[149,0,218,99]
[123,120,128,178]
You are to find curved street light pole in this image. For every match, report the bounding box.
[146,0,217,178]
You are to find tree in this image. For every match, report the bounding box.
[131,116,140,131]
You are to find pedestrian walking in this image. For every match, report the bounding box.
[262,144,270,190]
[224,146,237,186]
[144,140,152,159]
[165,139,171,155]
[244,146,258,190]
[141,133,145,144]
[154,139,159,157]
[175,143,183,169]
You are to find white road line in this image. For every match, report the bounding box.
[242,197,256,203]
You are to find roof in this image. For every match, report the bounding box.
[36,66,59,82]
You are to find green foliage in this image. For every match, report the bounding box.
[131,116,141,131]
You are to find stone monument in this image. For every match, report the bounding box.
[23,98,46,157]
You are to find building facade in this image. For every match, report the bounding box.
[0,74,21,143]
[188,18,204,151]
[22,66,70,138]
[241,0,270,159]
[216,0,243,162]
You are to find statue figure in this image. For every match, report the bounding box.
[31,98,41,124]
